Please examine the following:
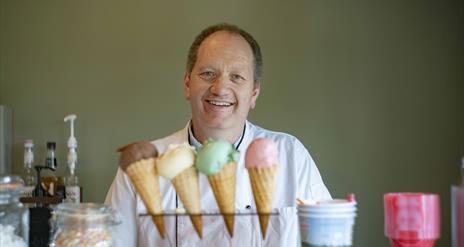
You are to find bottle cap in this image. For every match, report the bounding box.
[24,139,33,148]
[47,142,56,149]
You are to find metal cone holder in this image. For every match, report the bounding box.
[139,209,281,247]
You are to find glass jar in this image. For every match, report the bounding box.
[0,175,29,247]
[50,203,119,247]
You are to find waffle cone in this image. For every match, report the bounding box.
[207,161,237,237]
[248,165,278,239]
[126,158,165,239]
[172,166,202,238]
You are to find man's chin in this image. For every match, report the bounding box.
[203,120,230,130]
[194,113,245,130]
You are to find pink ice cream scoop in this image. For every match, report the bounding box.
[245,138,279,168]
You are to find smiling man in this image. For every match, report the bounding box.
[105,23,331,246]
[185,29,260,144]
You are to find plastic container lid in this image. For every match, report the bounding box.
[298,199,357,216]
[52,203,120,227]
[299,206,357,214]
[299,212,357,218]
[0,175,24,202]
[0,175,24,190]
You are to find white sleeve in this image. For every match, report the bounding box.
[104,167,138,247]
[295,140,332,200]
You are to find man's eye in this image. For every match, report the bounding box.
[199,71,215,80]
[231,74,245,82]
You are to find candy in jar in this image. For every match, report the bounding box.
[0,175,29,247]
[50,203,120,247]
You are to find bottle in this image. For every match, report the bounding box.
[452,156,464,247]
[42,141,58,197]
[22,139,36,198]
[64,114,81,203]
[45,142,57,170]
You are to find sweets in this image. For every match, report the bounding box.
[0,224,27,247]
[54,227,111,247]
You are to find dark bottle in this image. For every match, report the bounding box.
[44,142,65,199]
[45,142,57,170]
[42,142,59,197]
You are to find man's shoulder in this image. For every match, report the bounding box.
[150,125,188,153]
[247,122,306,151]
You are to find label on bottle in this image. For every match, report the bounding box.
[21,186,35,198]
[56,185,66,200]
[46,157,57,170]
[65,186,81,203]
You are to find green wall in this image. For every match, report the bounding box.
[1,0,463,246]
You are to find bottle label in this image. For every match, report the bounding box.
[65,186,81,203]
[56,185,66,199]
[46,157,57,170]
[21,186,35,198]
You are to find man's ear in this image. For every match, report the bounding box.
[250,83,261,109]
[183,73,191,100]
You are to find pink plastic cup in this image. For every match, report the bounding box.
[384,193,440,247]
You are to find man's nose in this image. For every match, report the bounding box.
[209,75,230,96]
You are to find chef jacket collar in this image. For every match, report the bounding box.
[187,120,247,151]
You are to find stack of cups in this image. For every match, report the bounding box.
[298,199,357,247]
[384,193,441,247]
[452,186,464,247]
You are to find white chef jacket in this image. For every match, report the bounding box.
[105,121,331,247]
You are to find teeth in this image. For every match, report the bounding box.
[208,100,232,106]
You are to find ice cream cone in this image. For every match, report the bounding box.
[207,161,237,237]
[245,138,280,239]
[171,166,203,238]
[126,158,165,239]
[248,165,278,239]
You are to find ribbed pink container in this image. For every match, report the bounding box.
[384,193,440,247]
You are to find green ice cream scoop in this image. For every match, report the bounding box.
[195,139,240,175]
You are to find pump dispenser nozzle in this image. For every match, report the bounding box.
[64,114,77,173]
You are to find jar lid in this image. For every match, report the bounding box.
[0,175,24,203]
[0,175,24,191]
[53,203,120,226]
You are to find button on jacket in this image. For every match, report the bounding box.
[105,121,331,246]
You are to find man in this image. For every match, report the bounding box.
[105,23,331,246]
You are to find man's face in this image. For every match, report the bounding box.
[184,31,260,131]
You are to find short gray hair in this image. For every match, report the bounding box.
[186,23,263,85]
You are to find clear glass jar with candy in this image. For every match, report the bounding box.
[0,175,29,247]
[50,203,119,247]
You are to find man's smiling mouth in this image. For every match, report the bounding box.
[206,100,234,107]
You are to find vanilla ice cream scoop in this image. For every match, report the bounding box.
[156,143,196,180]
[155,142,203,238]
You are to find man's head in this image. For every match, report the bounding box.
[186,23,263,85]
[184,23,262,135]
